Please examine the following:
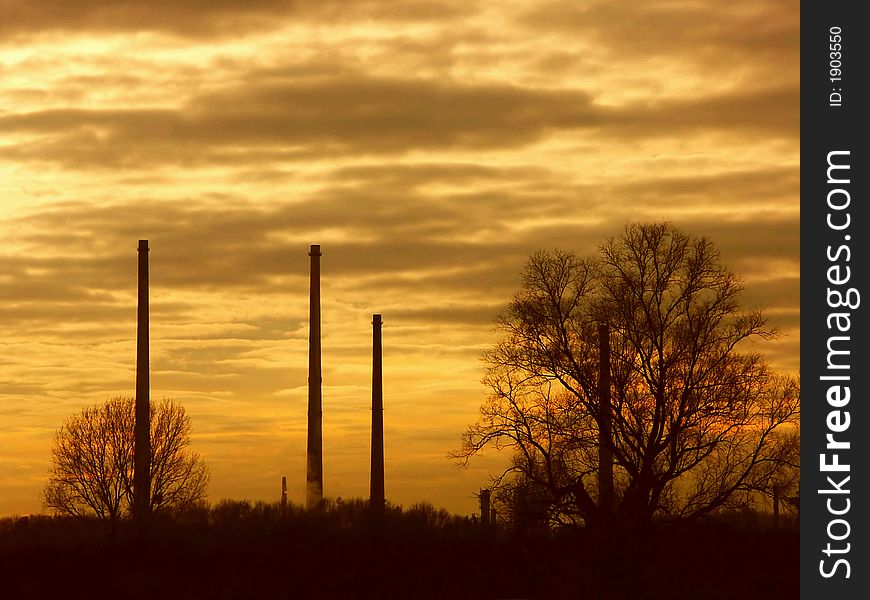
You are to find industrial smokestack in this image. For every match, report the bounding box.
[134,240,151,532]
[480,488,491,527]
[370,314,385,517]
[772,485,780,529]
[281,476,288,511]
[598,323,613,514]
[306,244,323,508]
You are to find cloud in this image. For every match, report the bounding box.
[0,0,799,517]
[610,86,798,139]
[3,177,797,346]
[9,155,799,264]
[0,0,474,40]
[615,167,798,209]
[0,71,797,170]
[0,78,598,167]
[523,0,799,65]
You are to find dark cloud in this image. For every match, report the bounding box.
[382,305,505,326]
[610,85,798,139]
[0,0,474,39]
[327,162,551,188]
[678,213,799,267]
[0,74,797,169]
[524,0,799,67]
[615,167,798,210]
[10,189,545,285]
[0,382,48,398]
[0,157,798,272]
[0,78,598,166]
[5,159,798,320]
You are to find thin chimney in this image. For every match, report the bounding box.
[306,244,323,508]
[598,323,613,514]
[772,485,780,529]
[370,314,385,516]
[480,488,491,527]
[134,240,151,531]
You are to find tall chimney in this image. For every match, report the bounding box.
[134,239,151,532]
[598,323,613,514]
[306,244,323,508]
[370,314,385,516]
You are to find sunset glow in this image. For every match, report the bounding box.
[0,0,798,517]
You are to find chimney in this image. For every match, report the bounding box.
[480,488,491,527]
[370,314,385,517]
[134,240,151,532]
[281,476,288,512]
[772,485,780,529]
[598,323,613,514]
[306,244,323,508]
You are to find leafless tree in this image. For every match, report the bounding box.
[44,396,209,537]
[453,222,799,530]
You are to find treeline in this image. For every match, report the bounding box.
[0,498,482,549]
[1,497,797,550]
[0,500,797,599]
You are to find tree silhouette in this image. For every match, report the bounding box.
[43,396,209,537]
[453,222,799,530]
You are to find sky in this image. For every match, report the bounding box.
[0,0,799,517]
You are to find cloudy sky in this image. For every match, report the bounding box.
[0,0,798,517]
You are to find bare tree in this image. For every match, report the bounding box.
[44,396,209,536]
[453,222,799,530]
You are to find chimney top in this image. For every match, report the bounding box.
[372,313,382,325]
[309,243,322,256]
[138,239,149,251]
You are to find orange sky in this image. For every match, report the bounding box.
[0,0,799,517]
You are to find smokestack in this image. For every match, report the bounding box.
[772,485,780,529]
[281,476,288,511]
[480,488,491,527]
[134,240,151,532]
[598,323,613,514]
[306,244,323,508]
[370,314,385,517]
